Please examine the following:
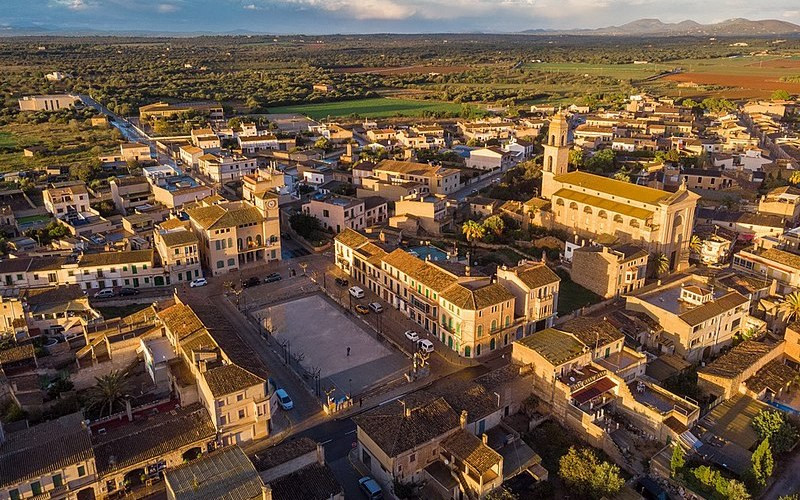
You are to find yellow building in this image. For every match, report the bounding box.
[539,112,699,270]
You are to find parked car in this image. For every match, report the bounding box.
[93,288,115,299]
[417,339,434,353]
[264,272,282,283]
[355,304,370,315]
[118,287,139,296]
[349,286,365,299]
[190,278,208,288]
[275,388,294,410]
[368,302,383,313]
[404,330,419,342]
[358,477,383,500]
[242,276,261,288]
[335,277,349,287]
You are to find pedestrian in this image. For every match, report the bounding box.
[347,346,351,356]
[359,397,363,407]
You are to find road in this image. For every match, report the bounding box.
[763,450,800,499]
[452,167,508,202]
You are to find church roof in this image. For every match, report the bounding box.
[554,171,673,205]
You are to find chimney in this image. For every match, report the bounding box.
[126,400,133,422]
[460,410,468,430]
[198,359,208,373]
[346,143,353,157]
[481,433,488,445]
[316,442,325,465]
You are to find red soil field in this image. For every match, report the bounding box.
[665,72,800,92]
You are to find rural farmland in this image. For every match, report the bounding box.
[267,97,475,119]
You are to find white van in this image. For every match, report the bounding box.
[417,339,434,353]
[349,286,365,299]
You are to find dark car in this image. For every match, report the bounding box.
[242,276,261,288]
[264,272,282,283]
[118,287,139,296]
[335,277,349,287]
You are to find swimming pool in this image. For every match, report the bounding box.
[408,245,450,262]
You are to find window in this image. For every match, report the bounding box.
[220,415,227,425]
[228,258,235,266]
[237,394,243,401]
[409,453,416,463]
[31,481,42,496]
[9,489,20,500]
[238,409,245,419]
[477,325,483,337]
[53,473,63,488]
[217,260,224,269]
[77,464,86,477]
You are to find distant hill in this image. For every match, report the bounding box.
[522,18,800,36]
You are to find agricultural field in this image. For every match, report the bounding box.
[267,97,474,119]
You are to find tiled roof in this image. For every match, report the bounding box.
[699,341,776,379]
[375,159,459,178]
[268,462,344,500]
[510,262,560,289]
[559,317,624,348]
[78,249,154,268]
[92,403,216,475]
[0,344,35,365]
[187,203,263,230]
[441,430,502,473]
[555,170,672,205]
[758,247,800,271]
[678,291,748,326]
[204,364,265,397]
[745,360,799,394]
[25,284,85,306]
[383,248,427,276]
[159,229,198,247]
[0,412,93,488]
[158,303,205,341]
[515,328,587,366]
[159,218,191,231]
[353,393,459,457]
[165,445,264,500]
[441,282,514,310]
[0,256,67,274]
[430,381,499,423]
[252,437,318,472]
[553,188,655,220]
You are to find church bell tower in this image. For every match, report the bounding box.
[541,111,571,200]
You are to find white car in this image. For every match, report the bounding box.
[404,330,419,342]
[417,339,434,353]
[349,286,365,299]
[369,302,383,313]
[190,278,208,288]
[93,288,114,299]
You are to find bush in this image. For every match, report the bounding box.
[752,409,798,454]
[558,447,624,499]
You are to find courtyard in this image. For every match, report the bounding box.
[253,294,408,400]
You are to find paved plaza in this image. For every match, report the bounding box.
[254,294,407,398]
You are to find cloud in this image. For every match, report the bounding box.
[243,3,259,9]
[52,0,93,10]
[156,3,180,12]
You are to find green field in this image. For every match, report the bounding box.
[524,61,667,79]
[0,132,15,149]
[267,97,472,119]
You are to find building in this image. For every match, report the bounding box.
[697,340,787,400]
[252,438,344,500]
[198,153,258,183]
[680,168,733,191]
[732,246,800,291]
[186,198,281,276]
[539,113,698,270]
[695,226,735,266]
[570,244,648,299]
[120,143,152,163]
[467,147,514,171]
[391,193,453,236]
[190,128,221,151]
[110,176,154,215]
[0,412,98,500]
[495,261,561,334]
[154,225,203,284]
[695,208,784,240]
[165,446,267,500]
[43,181,90,216]
[372,160,460,196]
[139,101,223,121]
[18,94,81,112]
[302,195,366,233]
[758,186,800,223]
[626,278,750,363]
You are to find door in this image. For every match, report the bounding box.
[133,278,140,287]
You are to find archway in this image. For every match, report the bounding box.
[123,468,146,489]
[464,346,471,358]
[182,446,202,462]
[77,488,96,500]
[490,338,496,350]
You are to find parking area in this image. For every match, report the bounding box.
[253,294,407,399]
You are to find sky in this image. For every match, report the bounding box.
[2,0,800,34]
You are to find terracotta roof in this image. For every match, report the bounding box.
[165,445,264,500]
[510,262,560,289]
[430,381,499,423]
[204,364,265,397]
[441,282,514,310]
[0,344,35,366]
[252,437,318,472]
[159,303,205,341]
[268,462,343,500]
[383,248,427,276]
[553,188,655,220]
[515,328,587,366]
[678,291,748,326]
[745,360,799,394]
[758,247,800,271]
[559,317,624,348]
[92,403,216,475]
[0,412,93,488]
[554,170,672,205]
[353,393,459,457]
[441,430,502,473]
[699,341,776,379]
[187,203,263,230]
[158,218,190,231]
[78,249,153,268]
[159,229,198,247]
[375,159,459,178]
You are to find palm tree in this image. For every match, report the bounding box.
[87,370,129,417]
[462,220,485,246]
[790,170,800,186]
[652,252,670,278]
[689,235,702,255]
[780,292,800,322]
[482,216,505,237]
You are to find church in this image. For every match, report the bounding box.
[533,112,699,271]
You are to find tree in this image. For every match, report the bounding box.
[726,480,751,500]
[780,292,800,323]
[87,370,129,417]
[652,252,670,278]
[613,171,630,183]
[664,149,681,163]
[585,149,616,172]
[485,488,517,500]
[670,443,685,477]
[483,215,505,237]
[751,438,774,488]
[689,235,702,255]
[462,220,486,247]
[569,149,584,167]
[559,447,623,499]
[772,89,792,101]
[752,409,799,453]
[790,171,800,186]
[314,137,330,151]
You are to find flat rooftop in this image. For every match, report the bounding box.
[640,281,726,315]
